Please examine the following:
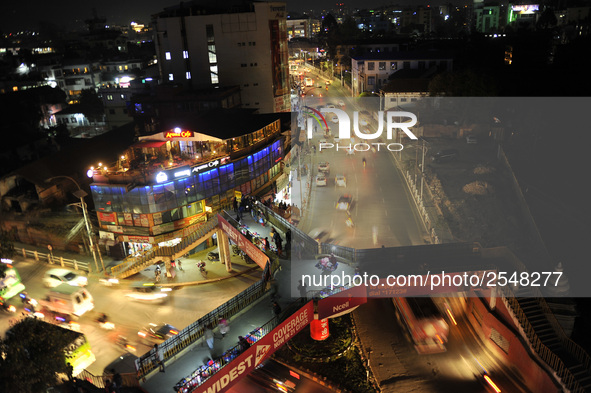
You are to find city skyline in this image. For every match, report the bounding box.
[1,0,452,33]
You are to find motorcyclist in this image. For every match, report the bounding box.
[155,265,162,282]
[97,313,109,323]
[362,157,366,167]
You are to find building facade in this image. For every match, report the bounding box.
[351,51,453,95]
[88,110,287,254]
[153,0,290,113]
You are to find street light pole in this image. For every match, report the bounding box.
[46,176,102,273]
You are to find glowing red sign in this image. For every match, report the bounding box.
[164,130,193,138]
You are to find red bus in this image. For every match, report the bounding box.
[392,297,449,354]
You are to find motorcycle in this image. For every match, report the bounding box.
[95,313,115,330]
[0,298,16,314]
[116,335,136,353]
[197,261,208,279]
[207,251,219,261]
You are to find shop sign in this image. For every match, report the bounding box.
[99,231,115,241]
[234,190,242,202]
[105,225,123,234]
[191,157,230,175]
[164,129,193,138]
[195,301,313,393]
[217,214,269,269]
[317,285,367,319]
[98,212,117,223]
[121,235,154,243]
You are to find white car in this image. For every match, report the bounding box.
[326,103,336,109]
[318,162,330,173]
[335,174,347,187]
[43,268,88,288]
[331,115,339,124]
[125,283,170,303]
[315,174,327,187]
[338,100,345,107]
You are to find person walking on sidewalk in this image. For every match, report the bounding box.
[272,302,282,320]
[204,326,214,350]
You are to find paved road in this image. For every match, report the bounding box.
[296,65,533,393]
[0,249,262,376]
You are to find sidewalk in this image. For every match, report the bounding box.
[140,213,297,393]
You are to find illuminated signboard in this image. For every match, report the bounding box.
[164,129,194,138]
[511,4,538,12]
[191,156,230,174]
[155,165,192,183]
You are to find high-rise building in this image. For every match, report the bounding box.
[153,0,290,113]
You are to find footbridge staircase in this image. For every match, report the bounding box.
[110,216,219,279]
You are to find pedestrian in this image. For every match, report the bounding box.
[155,344,165,373]
[276,240,283,258]
[233,197,238,213]
[171,260,176,269]
[111,369,122,393]
[264,237,270,251]
[272,302,282,319]
[105,379,113,393]
[238,335,250,352]
[178,259,183,271]
[219,318,229,338]
[297,279,307,301]
[204,326,214,350]
[212,232,217,246]
[286,229,292,251]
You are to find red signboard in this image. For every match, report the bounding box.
[310,319,329,341]
[98,212,117,224]
[317,285,367,320]
[217,214,269,269]
[195,301,313,393]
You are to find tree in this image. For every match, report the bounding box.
[78,89,104,125]
[0,318,75,393]
[0,229,15,259]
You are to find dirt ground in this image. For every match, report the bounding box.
[406,137,541,257]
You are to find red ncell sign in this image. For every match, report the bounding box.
[317,285,367,319]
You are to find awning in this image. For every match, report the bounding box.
[131,140,167,149]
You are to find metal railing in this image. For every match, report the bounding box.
[499,285,589,393]
[176,316,278,392]
[76,369,139,389]
[136,271,268,380]
[19,248,91,273]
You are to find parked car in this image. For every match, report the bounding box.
[335,174,347,187]
[43,268,88,288]
[431,149,459,163]
[137,323,179,345]
[315,174,327,187]
[466,135,478,144]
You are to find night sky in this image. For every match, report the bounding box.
[1,0,445,33]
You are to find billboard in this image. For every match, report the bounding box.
[194,301,313,393]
